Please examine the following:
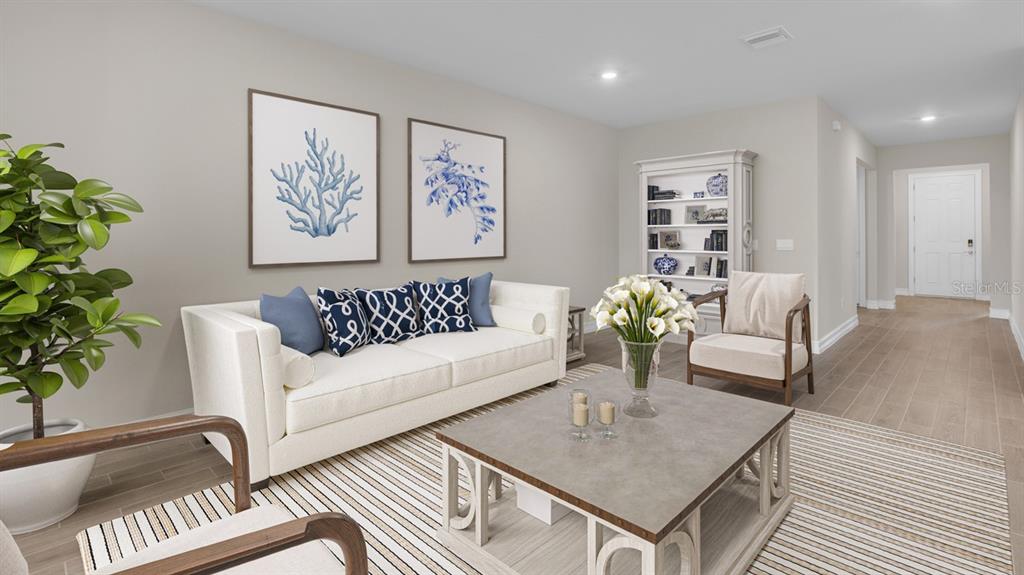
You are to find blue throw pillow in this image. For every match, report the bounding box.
[316,287,370,357]
[355,283,421,344]
[438,272,494,327]
[414,278,477,334]
[259,287,324,355]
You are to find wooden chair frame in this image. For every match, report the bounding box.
[0,414,368,575]
[686,289,814,405]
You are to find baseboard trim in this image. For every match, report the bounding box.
[1011,315,1024,363]
[894,288,911,296]
[865,300,896,310]
[989,308,1010,320]
[813,315,859,355]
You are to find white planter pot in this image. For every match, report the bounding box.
[0,418,96,534]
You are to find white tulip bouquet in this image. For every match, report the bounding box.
[591,275,699,416]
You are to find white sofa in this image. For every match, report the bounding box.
[181,281,569,484]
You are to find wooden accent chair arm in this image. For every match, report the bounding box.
[784,295,812,379]
[784,295,811,346]
[116,512,369,575]
[690,288,727,308]
[0,414,251,512]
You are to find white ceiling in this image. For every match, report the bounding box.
[199,1,1024,146]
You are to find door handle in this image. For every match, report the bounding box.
[967,238,974,255]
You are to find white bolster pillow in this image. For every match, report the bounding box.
[490,304,546,334]
[281,345,315,389]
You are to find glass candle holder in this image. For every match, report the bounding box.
[568,389,591,442]
[596,398,618,439]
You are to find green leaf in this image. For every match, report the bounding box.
[96,268,133,289]
[16,142,62,159]
[60,358,88,389]
[0,381,24,395]
[93,296,120,323]
[71,197,90,217]
[39,209,79,225]
[118,324,142,348]
[36,254,72,264]
[0,286,19,302]
[98,211,131,224]
[14,271,49,295]
[0,294,38,315]
[16,394,33,404]
[0,248,39,277]
[27,372,62,398]
[38,191,70,209]
[39,170,77,190]
[0,210,14,233]
[84,346,105,370]
[73,178,112,198]
[118,312,162,327]
[100,193,143,212]
[77,218,110,249]
[67,296,97,316]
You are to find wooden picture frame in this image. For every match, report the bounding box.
[248,89,380,267]
[407,118,507,263]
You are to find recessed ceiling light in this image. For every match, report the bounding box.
[920,115,937,122]
[600,70,618,80]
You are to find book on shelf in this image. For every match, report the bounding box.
[650,190,680,200]
[647,208,672,225]
[648,233,659,249]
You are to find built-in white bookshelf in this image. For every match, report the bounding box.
[637,150,756,335]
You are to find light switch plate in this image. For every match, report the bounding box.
[776,239,794,251]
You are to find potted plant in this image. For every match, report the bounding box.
[0,136,160,533]
[591,275,698,418]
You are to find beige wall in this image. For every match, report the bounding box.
[1012,94,1024,350]
[815,99,877,337]
[0,2,619,428]
[876,134,1012,311]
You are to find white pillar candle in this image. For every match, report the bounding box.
[598,402,616,425]
[573,403,589,427]
[572,391,588,405]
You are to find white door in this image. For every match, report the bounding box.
[912,173,976,297]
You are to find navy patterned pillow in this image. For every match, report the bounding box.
[316,287,370,357]
[413,278,476,335]
[355,283,421,344]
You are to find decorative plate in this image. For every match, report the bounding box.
[706,173,728,197]
[653,254,679,275]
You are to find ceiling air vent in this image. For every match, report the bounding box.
[742,26,793,49]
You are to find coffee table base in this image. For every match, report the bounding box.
[440,425,793,575]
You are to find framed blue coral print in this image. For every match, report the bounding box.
[249,89,379,266]
[408,119,506,262]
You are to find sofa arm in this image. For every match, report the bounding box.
[181,306,287,483]
[490,281,570,376]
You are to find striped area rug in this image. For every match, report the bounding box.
[77,364,1014,574]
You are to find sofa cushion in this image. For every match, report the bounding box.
[285,345,451,433]
[260,287,324,354]
[689,333,808,381]
[439,272,495,327]
[396,327,553,387]
[413,278,476,335]
[94,506,339,574]
[355,283,421,344]
[316,287,370,356]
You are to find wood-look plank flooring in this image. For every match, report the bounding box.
[12,296,1024,574]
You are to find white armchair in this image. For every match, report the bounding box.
[686,272,814,406]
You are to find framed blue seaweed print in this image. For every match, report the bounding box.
[249,89,379,267]
[408,119,506,262]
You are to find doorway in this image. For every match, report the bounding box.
[908,170,981,298]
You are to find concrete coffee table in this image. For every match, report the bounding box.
[436,369,794,575]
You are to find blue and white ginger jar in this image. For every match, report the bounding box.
[653,254,679,275]
[707,173,728,197]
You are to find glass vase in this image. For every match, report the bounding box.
[619,338,662,418]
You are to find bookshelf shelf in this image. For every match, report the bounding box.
[647,196,728,204]
[647,250,728,255]
[638,150,756,335]
[647,223,728,228]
